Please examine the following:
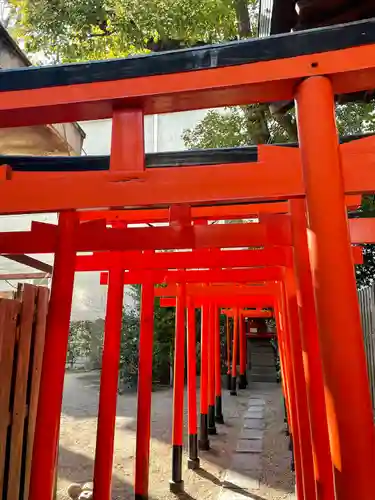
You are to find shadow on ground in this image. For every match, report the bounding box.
[60,372,295,498]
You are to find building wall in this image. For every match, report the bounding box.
[0,25,84,155]
[80,109,207,154]
[0,35,26,68]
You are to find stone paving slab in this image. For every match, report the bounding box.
[223,469,261,490]
[236,439,263,453]
[243,418,265,430]
[245,409,264,419]
[231,452,261,472]
[248,398,266,407]
[217,391,266,500]
[245,406,266,417]
[239,428,264,440]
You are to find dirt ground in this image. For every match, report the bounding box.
[57,372,295,500]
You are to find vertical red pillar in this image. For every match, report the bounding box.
[187,298,200,470]
[170,283,186,493]
[277,291,305,500]
[135,280,155,499]
[214,308,224,424]
[226,315,231,390]
[230,308,239,396]
[238,314,247,389]
[296,76,375,500]
[199,305,210,450]
[274,301,292,434]
[30,211,78,500]
[290,199,335,500]
[283,276,316,500]
[93,266,124,500]
[110,109,144,172]
[208,304,217,435]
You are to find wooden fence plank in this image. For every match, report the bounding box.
[0,299,20,497]
[22,287,49,500]
[7,285,37,500]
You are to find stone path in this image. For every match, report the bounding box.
[217,384,295,500]
[219,397,266,499]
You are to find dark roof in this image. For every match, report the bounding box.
[0,22,31,66]
[258,0,375,36]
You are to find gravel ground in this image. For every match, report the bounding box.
[57,372,294,500]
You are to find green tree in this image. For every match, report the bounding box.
[67,320,97,368]
[8,0,241,62]
[119,284,175,389]
[183,102,375,149]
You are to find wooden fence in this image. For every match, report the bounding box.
[0,284,49,500]
[358,284,375,416]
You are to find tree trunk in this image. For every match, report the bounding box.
[234,0,252,38]
[243,104,271,144]
[234,0,271,143]
[234,0,297,143]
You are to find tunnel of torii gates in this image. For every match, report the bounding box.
[2,17,375,500]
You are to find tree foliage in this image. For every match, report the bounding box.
[182,106,298,149]
[120,284,175,388]
[67,320,103,368]
[183,102,375,149]
[8,0,245,62]
[67,285,176,389]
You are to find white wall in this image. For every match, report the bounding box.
[0,110,207,320]
[79,110,207,155]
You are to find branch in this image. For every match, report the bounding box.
[272,112,298,141]
[88,31,115,38]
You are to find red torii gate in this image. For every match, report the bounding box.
[0,18,375,500]
[0,207,370,496]
[3,204,370,500]
[156,277,312,498]
[156,284,278,467]
[99,263,279,495]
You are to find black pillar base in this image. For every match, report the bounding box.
[135,495,148,500]
[188,434,199,469]
[187,457,200,470]
[198,438,210,451]
[215,395,224,424]
[199,413,210,450]
[226,373,232,391]
[208,405,217,435]
[239,373,247,389]
[171,444,183,488]
[230,376,237,396]
[169,480,184,494]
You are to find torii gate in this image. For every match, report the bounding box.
[0,17,375,500]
